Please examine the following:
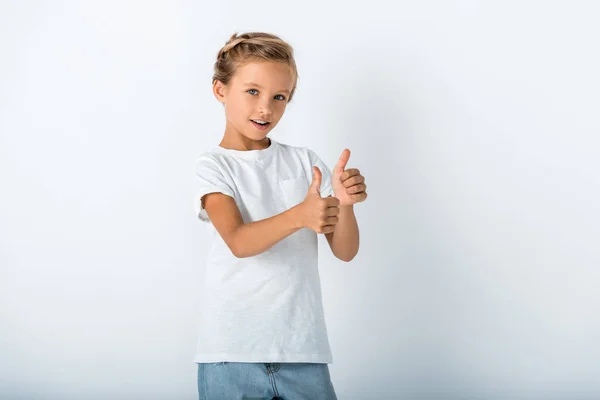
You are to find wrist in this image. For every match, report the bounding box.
[287,203,306,230]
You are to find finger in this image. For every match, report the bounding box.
[326,206,340,216]
[350,192,368,202]
[346,183,367,194]
[340,168,360,181]
[310,166,322,196]
[334,149,351,174]
[319,225,336,234]
[324,196,340,207]
[342,175,365,187]
[325,216,339,225]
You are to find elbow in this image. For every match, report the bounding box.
[336,250,358,263]
[225,228,251,259]
[229,243,248,259]
[229,240,254,259]
[230,248,243,258]
[232,250,251,259]
[226,235,245,259]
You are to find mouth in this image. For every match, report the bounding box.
[250,119,271,130]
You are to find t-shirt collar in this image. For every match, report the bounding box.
[213,137,278,161]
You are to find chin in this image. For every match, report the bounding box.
[248,132,271,141]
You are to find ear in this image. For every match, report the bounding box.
[213,80,227,104]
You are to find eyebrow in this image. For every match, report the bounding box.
[244,82,291,94]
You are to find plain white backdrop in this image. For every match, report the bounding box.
[1,1,599,399]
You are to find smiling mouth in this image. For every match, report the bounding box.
[251,120,271,130]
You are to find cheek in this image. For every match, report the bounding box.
[225,99,248,119]
[275,102,288,116]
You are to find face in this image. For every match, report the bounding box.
[213,61,294,142]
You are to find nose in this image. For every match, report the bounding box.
[258,98,273,118]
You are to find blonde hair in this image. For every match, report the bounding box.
[212,32,299,102]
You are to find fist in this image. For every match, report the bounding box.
[332,149,368,206]
[297,166,340,234]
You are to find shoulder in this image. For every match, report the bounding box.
[195,151,228,171]
[194,151,236,186]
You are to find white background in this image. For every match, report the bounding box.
[1,1,599,399]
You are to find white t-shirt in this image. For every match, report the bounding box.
[193,138,335,363]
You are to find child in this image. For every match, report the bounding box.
[194,32,368,400]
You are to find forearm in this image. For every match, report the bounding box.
[329,205,360,261]
[231,206,302,258]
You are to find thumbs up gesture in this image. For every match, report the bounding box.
[332,149,368,207]
[297,166,341,234]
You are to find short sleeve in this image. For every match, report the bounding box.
[194,155,235,223]
[308,149,334,198]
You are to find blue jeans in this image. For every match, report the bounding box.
[197,362,338,400]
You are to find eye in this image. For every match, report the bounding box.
[275,94,286,101]
[247,89,258,95]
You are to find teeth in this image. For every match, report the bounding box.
[253,120,268,125]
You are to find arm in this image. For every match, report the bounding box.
[203,193,302,258]
[324,149,367,262]
[325,204,359,262]
[202,190,337,258]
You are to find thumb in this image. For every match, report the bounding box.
[309,166,322,196]
[334,148,351,174]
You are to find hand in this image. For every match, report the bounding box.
[297,166,341,234]
[332,149,368,207]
